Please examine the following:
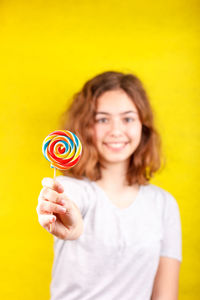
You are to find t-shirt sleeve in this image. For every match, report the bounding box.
[55,175,89,218]
[160,192,182,262]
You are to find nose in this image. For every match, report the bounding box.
[109,119,124,137]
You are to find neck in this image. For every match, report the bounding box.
[98,159,130,192]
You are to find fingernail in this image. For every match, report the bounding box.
[60,199,65,205]
[60,207,66,212]
[50,216,56,222]
[58,187,64,193]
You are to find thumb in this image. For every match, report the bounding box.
[41,177,64,193]
[53,179,65,193]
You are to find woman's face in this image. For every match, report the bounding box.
[93,89,142,166]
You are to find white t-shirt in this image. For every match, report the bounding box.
[50,175,182,300]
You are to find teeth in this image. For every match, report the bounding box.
[106,143,126,148]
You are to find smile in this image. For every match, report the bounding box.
[103,142,129,151]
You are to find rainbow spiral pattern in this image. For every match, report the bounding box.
[42,130,82,170]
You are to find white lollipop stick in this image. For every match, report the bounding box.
[49,167,56,233]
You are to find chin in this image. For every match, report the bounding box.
[101,155,131,164]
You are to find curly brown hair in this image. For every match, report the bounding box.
[59,71,164,185]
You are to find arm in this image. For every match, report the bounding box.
[151,257,181,300]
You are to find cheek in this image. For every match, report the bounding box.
[93,125,104,143]
[95,125,107,139]
[128,123,142,139]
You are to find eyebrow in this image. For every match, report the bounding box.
[94,110,138,116]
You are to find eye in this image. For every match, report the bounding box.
[95,118,108,123]
[124,117,135,123]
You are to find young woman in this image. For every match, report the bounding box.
[37,71,182,300]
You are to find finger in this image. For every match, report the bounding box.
[50,217,71,239]
[39,214,71,239]
[41,177,64,193]
[38,214,56,228]
[37,200,67,215]
[40,187,66,205]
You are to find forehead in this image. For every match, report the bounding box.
[95,89,138,114]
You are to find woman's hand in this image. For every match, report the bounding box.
[36,177,84,240]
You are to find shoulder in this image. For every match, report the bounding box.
[55,175,95,217]
[143,182,173,197]
[143,183,177,200]
[55,175,90,189]
[55,175,96,200]
[142,183,180,213]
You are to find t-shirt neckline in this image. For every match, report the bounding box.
[90,180,143,213]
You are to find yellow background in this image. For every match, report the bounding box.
[0,0,199,299]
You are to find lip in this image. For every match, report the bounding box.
[105,142,129,143]
[103,142,129,152]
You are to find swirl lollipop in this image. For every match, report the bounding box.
[42,130,82,171]
[42,130,82,231]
